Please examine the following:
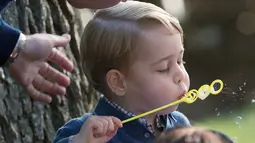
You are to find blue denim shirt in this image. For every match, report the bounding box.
[54,97,191,143]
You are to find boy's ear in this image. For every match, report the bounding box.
[106,69,126,96]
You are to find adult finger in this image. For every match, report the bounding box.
[48,48,74,71]
[26,84,52,103]
[32,74,66,96]
[48,33,71,48]
[39,62,70,87]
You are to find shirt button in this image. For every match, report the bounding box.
[144,133,150,138]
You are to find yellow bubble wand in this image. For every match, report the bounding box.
[121,79,224,124]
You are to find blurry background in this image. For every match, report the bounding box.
[0,0,254,142]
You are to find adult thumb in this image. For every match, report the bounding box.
[62,33,71,41]
[51,33,71,47]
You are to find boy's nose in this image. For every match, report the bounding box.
[173,65,185,84]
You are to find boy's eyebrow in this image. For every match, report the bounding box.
[152,50,184,65]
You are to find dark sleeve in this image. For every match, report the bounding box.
[0,0,13,13]
[54,113,92,143]
[0,17,20,66]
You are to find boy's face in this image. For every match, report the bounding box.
[124,25,190,115]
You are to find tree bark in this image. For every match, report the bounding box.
[140,0,162,7]
[0,0,97,143]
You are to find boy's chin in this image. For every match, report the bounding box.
[157,104,179,115]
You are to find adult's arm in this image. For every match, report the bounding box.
[0,18,21,66]
[0,0,21,66]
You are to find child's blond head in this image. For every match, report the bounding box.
[80,1,183,94]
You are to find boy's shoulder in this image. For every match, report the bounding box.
[54,113,92,143]
[170,111,190,126]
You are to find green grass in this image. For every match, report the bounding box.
[196,104,255,143]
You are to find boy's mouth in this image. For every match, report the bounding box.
[179,91,187,99]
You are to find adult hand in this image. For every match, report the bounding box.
[9,33,74,103]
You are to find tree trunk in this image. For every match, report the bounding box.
[140,0,162,7]
[0,0,97,143]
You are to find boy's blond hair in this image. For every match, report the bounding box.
[80,1,183,94]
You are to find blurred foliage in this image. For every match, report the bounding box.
[198,104,255,142]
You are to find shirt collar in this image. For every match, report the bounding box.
[102,96,167,135]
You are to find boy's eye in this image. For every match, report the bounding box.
[157,67,170,73]
[178,60,186,65]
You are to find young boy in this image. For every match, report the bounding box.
[54,1,191,143]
